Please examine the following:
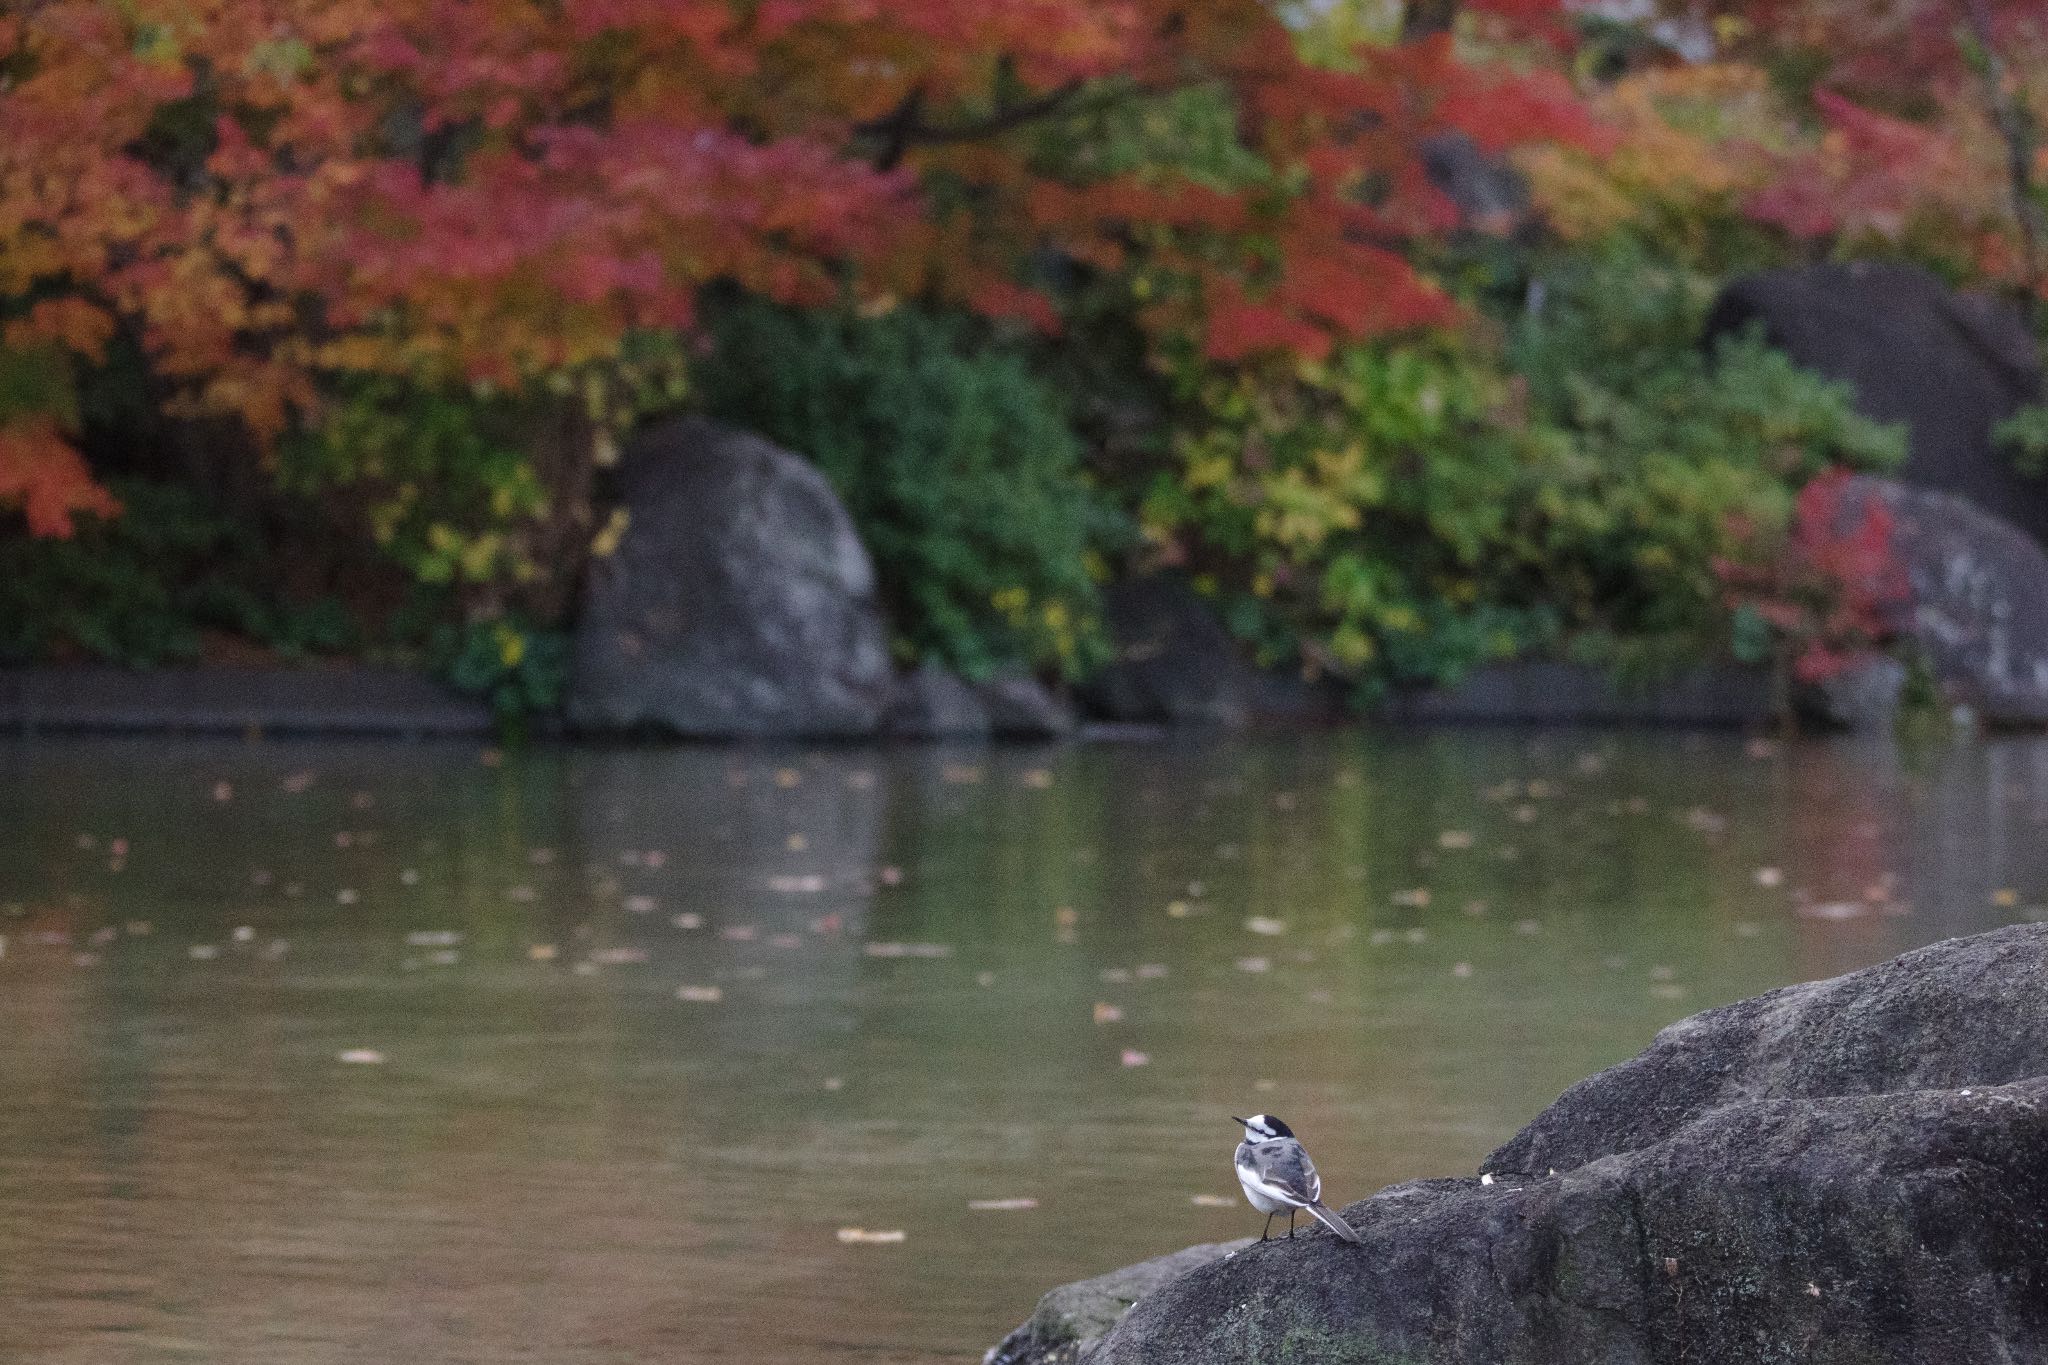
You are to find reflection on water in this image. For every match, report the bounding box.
[1,731,2044,1363]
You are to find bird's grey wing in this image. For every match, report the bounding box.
[1252,1140,1322,1204]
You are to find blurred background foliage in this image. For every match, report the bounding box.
[0,0,2040,718]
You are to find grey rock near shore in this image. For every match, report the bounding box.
[977,671,1076,739]
[985,1241,1252,1365]
[568,418,893,737]
[884,662,991,739]
[990,925,2048,1365]
[1841,476,2048,726]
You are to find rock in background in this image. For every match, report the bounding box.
[977,670,1077,740]
[883,661,991,740]
[1704,262,2046,543]
[1079,576,1257,728]
[1843,476,2048,726]
[991,925,2048,1365]
[568,418,893,738]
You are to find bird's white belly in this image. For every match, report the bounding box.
[1235,1168,1294,1212]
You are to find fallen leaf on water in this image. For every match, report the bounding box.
[1244,916,1287,936]
[1754,867,1784,888]
[528,944,558,961]
[1391,888,1431,908]
[672,913,704,930]
[1120,1049,1150,1067]
[1189,1194,1235,1207]
[969,1198,1039,1211]
[676,985,723,1003]
[836,1228,905,1244]
[1235,956,1270,973]
[1093,1002,1124,1024]
[1991,888,2020,907]
[1165,900,1191,918]
[785,834,808,852]
[406,930,463,947]
[1438,830,1475,850]
[863,942,952,959]
[1136,964,1169,979]
[624,895,658,913]
[338,1049,385,1064]
[768,874,827,894]
[189,945,220,960]
[590,947,649,964]
[1022,770,1054,789]
[1798,901,1865,922]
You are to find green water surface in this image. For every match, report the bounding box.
[0,731,2042,1364]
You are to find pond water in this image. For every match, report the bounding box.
[2,730,2045,1364]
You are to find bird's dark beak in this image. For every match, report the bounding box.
[1230,1116,1248,1125]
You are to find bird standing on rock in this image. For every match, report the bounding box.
[1231,1114,1362,1244]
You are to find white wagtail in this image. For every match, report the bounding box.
[1231,1114,1362,1244]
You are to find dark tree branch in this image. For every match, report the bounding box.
[1957,0,2044,308]
[855,79,1089,169]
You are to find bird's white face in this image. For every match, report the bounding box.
[1237,1113,1283,1143]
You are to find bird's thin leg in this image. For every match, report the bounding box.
[1287,1209,1297,1239]
[1261,1212,1274,1242]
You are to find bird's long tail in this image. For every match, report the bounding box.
[1305,1200,1361,1244]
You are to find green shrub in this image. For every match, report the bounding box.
[1505,244,1906,663]
[1143,244,1905,697]
[1995,402,2048,477]
[430,617,571,736]
[694,301,1113,679]
[0,480,354,666]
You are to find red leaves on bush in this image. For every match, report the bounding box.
[1716,469,1909,683]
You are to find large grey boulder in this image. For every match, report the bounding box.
[992,925,2048,1365]
[1489,921,2048,1174]
[1088,1079,2048,1365]
[1703,262,2047,544]
[976,671,1076,740]
[568,418,892,737]
[1841,476,2048,725]
[884,662,991,739]
[985,1241,1250,1365]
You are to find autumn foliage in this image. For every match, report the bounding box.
[1716,469,1908,685]
[0,0,1597,536]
